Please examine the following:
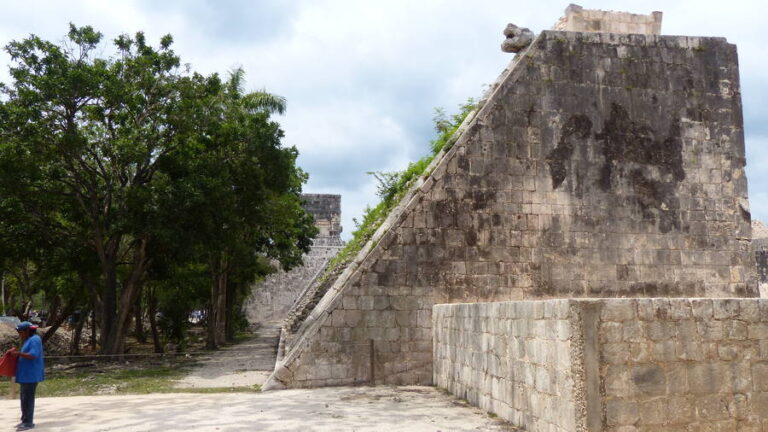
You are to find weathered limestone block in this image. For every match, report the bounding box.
[553,4,663,35]
[435,299,768,432]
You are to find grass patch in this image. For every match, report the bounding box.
[0,363,260,397]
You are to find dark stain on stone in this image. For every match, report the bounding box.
[546,114,592,189]
[629,282,706,298]
[457,155,469,171]
[526,104,536,126]
[432,200,458,228]
[628,169,680,233]
[596,103,685,190]
[541,215,566,248]
[592,103,685,232]
[470,190,497,211]
[685,103,711,123]
[739,203,751,223]
[631,365,665,394]
[465,229,478,247]
[616,265,630,281]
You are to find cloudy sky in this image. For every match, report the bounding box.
[0,0,765,240]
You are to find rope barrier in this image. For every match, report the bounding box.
[46,348,280,361]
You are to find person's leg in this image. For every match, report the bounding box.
[27,382,37,425]
[19,382,37,425]
[19,383,28,424]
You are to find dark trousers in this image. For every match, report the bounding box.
[19,382,37,425]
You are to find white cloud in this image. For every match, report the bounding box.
[1,0,766,238]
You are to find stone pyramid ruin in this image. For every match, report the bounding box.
[264,5,763,430]
[245,194,343,326]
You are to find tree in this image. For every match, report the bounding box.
[0,25,198,354]
[154,69,316,348]
[0,25,316,354]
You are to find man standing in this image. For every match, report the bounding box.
[11,321,44,431]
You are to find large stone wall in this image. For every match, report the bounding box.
[434,301,578,432]
[244,194,343,325]
[264,29,755,389]
[435,299,768,431]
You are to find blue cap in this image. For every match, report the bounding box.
[15,321,37,331]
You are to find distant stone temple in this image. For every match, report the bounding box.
[244,194,343,325]
[264,5,767,431]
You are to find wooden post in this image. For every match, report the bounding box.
[369,339,375,385]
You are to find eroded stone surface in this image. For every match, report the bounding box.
[553,4,663,35]
[265,30,756,390]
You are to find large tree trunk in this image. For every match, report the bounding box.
[225,281,236,341]
[46,295,62,328]
[147,287,163,353]
[99,264,117,351]
[90,294,98,350]
[206,257,229,349]
[71,309,87,355]
[134,292,146,343]
[42,301,74,344]
[215,271,227,346]
[206,298,216,350]
[98,237,120,353]
[102,237,151,356]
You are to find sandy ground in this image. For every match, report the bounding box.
[0,325,518,430]
[0,386,516,431]
[173,325,280,389]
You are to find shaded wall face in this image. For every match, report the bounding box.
[276,31,757,388]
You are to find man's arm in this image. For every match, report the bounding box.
[10,340,40,359]
[16,351,36,360]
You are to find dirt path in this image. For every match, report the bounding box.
[0,386,517,431]
[174,324,280,389]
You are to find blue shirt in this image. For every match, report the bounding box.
[16,334,44,383]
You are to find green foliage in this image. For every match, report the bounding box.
[322,99,477,281]
[0,25,316,353]
[430,98,476,154]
